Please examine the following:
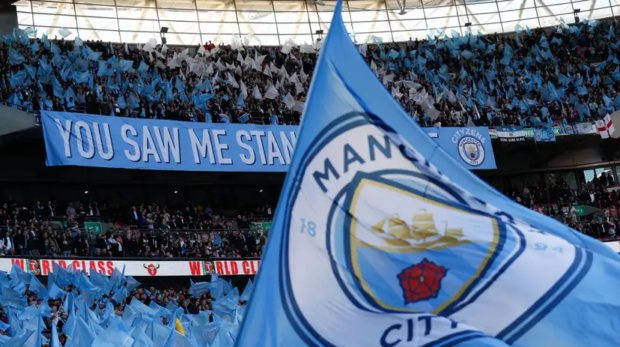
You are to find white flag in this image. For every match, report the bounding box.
[289,73,299,84]
[293,101,305,113]
[370,60,378,75]
[284,93,296,109]
[270,62,279,75]
[263,66,272,77]
[240,80,248,99]
[265,85,279,99]
[227,72,239,89]
[237,52,244,63]
[382,74,394,85]
[253,85,262,99]
[216,59,226,71]
[279,66,288,77]
[244,56,253,68]
[300,44,314,53]
[205,63,214,75]
[255,52,266,65]
[403,81,421,90]
[167,58,181,69]
[281,38,296,54]
[295,82,304,95]
[300,69,308,83]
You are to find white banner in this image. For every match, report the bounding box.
[0,258,210,277]
[212,260,261,276]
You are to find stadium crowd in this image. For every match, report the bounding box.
[504,173,620,239]
[0,264,249,345]
[1,174,619,259]
[0,200,268,258]
[2,18,620,127]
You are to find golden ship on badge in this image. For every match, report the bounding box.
[371,210,471,251]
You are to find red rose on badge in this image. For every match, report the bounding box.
[398,259,447,304]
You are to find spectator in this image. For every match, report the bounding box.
[65,203,76,219]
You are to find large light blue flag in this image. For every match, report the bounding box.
[236,2,620,346]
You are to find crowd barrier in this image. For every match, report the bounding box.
[0,256,260,277]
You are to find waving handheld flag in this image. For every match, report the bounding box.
[236,2,620,346]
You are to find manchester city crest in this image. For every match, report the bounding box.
[280,113,524,346]
[333,170,503,315]
[457,136,485,167]
[280,112,577,346]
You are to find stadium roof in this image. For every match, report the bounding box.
[14,0,616,45]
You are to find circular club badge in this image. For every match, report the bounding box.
[280,113,497,346]
[457,136,485,166]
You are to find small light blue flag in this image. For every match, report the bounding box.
[117,95,127,109]
[28,276,47,298]
[11,264,32,284]
[189,279,210,297]
[92,318,134,346]
[53,262,73,287]
[190,322,220,346]
[58,27,71,38]
[47,283,67,300]
[112,285,128,304]
[461,50,474,60]
[238,113,250,123]
[120,59,133,72]
[213,234,222,248]
[236,2,620,346]
[97,60,108,77]
[51,320,62,347]
[240,279,253,302]
[31,41,39,55]
[125,276,142,292]
[237,93,245,108]
[9,70,27,88]
[8,48,26,65]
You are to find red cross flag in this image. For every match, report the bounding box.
[597,114,615,139]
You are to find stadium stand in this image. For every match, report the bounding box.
[2,3,620,345]
[2,18,619,127]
